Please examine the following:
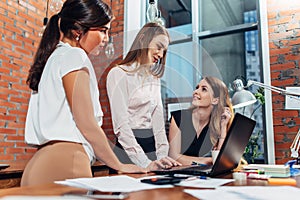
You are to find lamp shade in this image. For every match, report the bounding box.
[231,79,257,109]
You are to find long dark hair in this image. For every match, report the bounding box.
[27,0,113,91]
[118,22,170,78]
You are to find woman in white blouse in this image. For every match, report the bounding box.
[107,23,181,171]
[22,0,145,186]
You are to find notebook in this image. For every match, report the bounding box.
[152,112,256,177]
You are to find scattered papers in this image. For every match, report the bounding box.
[55,174,233,192]
[185,186,300,200]
[55,175,173,193]
[176,178,234,188]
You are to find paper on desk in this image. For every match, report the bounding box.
[185,186,300,200]
[176,178,234,188]
[55,175,173,192]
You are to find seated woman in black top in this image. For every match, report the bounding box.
[168,76,234,165]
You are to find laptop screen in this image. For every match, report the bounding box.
[151,113,256,177]
[210,112,256,176]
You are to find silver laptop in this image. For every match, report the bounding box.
[152,113,256,177]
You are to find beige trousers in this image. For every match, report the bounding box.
[21,141,92,186]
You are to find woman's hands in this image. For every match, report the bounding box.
[118,164,147,174]
[116,157,182,174]
[146,156,182,172]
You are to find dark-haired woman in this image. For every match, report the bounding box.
[21,0,145,186]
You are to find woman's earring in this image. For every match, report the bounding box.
[76,36,80,41]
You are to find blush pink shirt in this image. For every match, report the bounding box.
[106,64,169,168]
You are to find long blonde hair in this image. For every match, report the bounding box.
[118,22,170,78]
[202,76,234,145]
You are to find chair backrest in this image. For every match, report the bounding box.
[163,97,192,136]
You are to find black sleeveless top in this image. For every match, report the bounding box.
[170,109,212,157]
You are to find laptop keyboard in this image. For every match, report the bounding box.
[175,165,212,172]
[152,164,212,176]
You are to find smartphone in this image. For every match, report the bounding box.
[140,177,181,185]
[84,192,129,199]
[64,191,129,199]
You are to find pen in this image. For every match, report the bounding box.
[238,169,265,175]
[186,176,210,181]
[199,176,209,180]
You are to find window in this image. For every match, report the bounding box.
[124,0,274,163]
[158,0,266,163]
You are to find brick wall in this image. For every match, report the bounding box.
[267,0,300,164]
[0,0,42,162]
[91,1,124,143]
[0,0,123,164]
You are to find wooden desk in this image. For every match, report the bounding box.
[0,174,299,200]
[0,162,26,189]
[0,161,108,189]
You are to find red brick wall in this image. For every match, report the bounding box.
[267,0,300,164]
[0,0,42,162]
[0,0,123,164]
[92,0,124,143]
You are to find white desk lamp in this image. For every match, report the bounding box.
[232,78,300,159]
[246,80,300,101]
[291,129,300,158]
[231,79,257,109]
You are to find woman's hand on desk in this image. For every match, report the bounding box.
[118,164,147,174]
[146,156,182,171]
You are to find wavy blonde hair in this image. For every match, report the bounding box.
[199,76,234,145]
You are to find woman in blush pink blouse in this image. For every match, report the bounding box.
[106,23,181,171]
